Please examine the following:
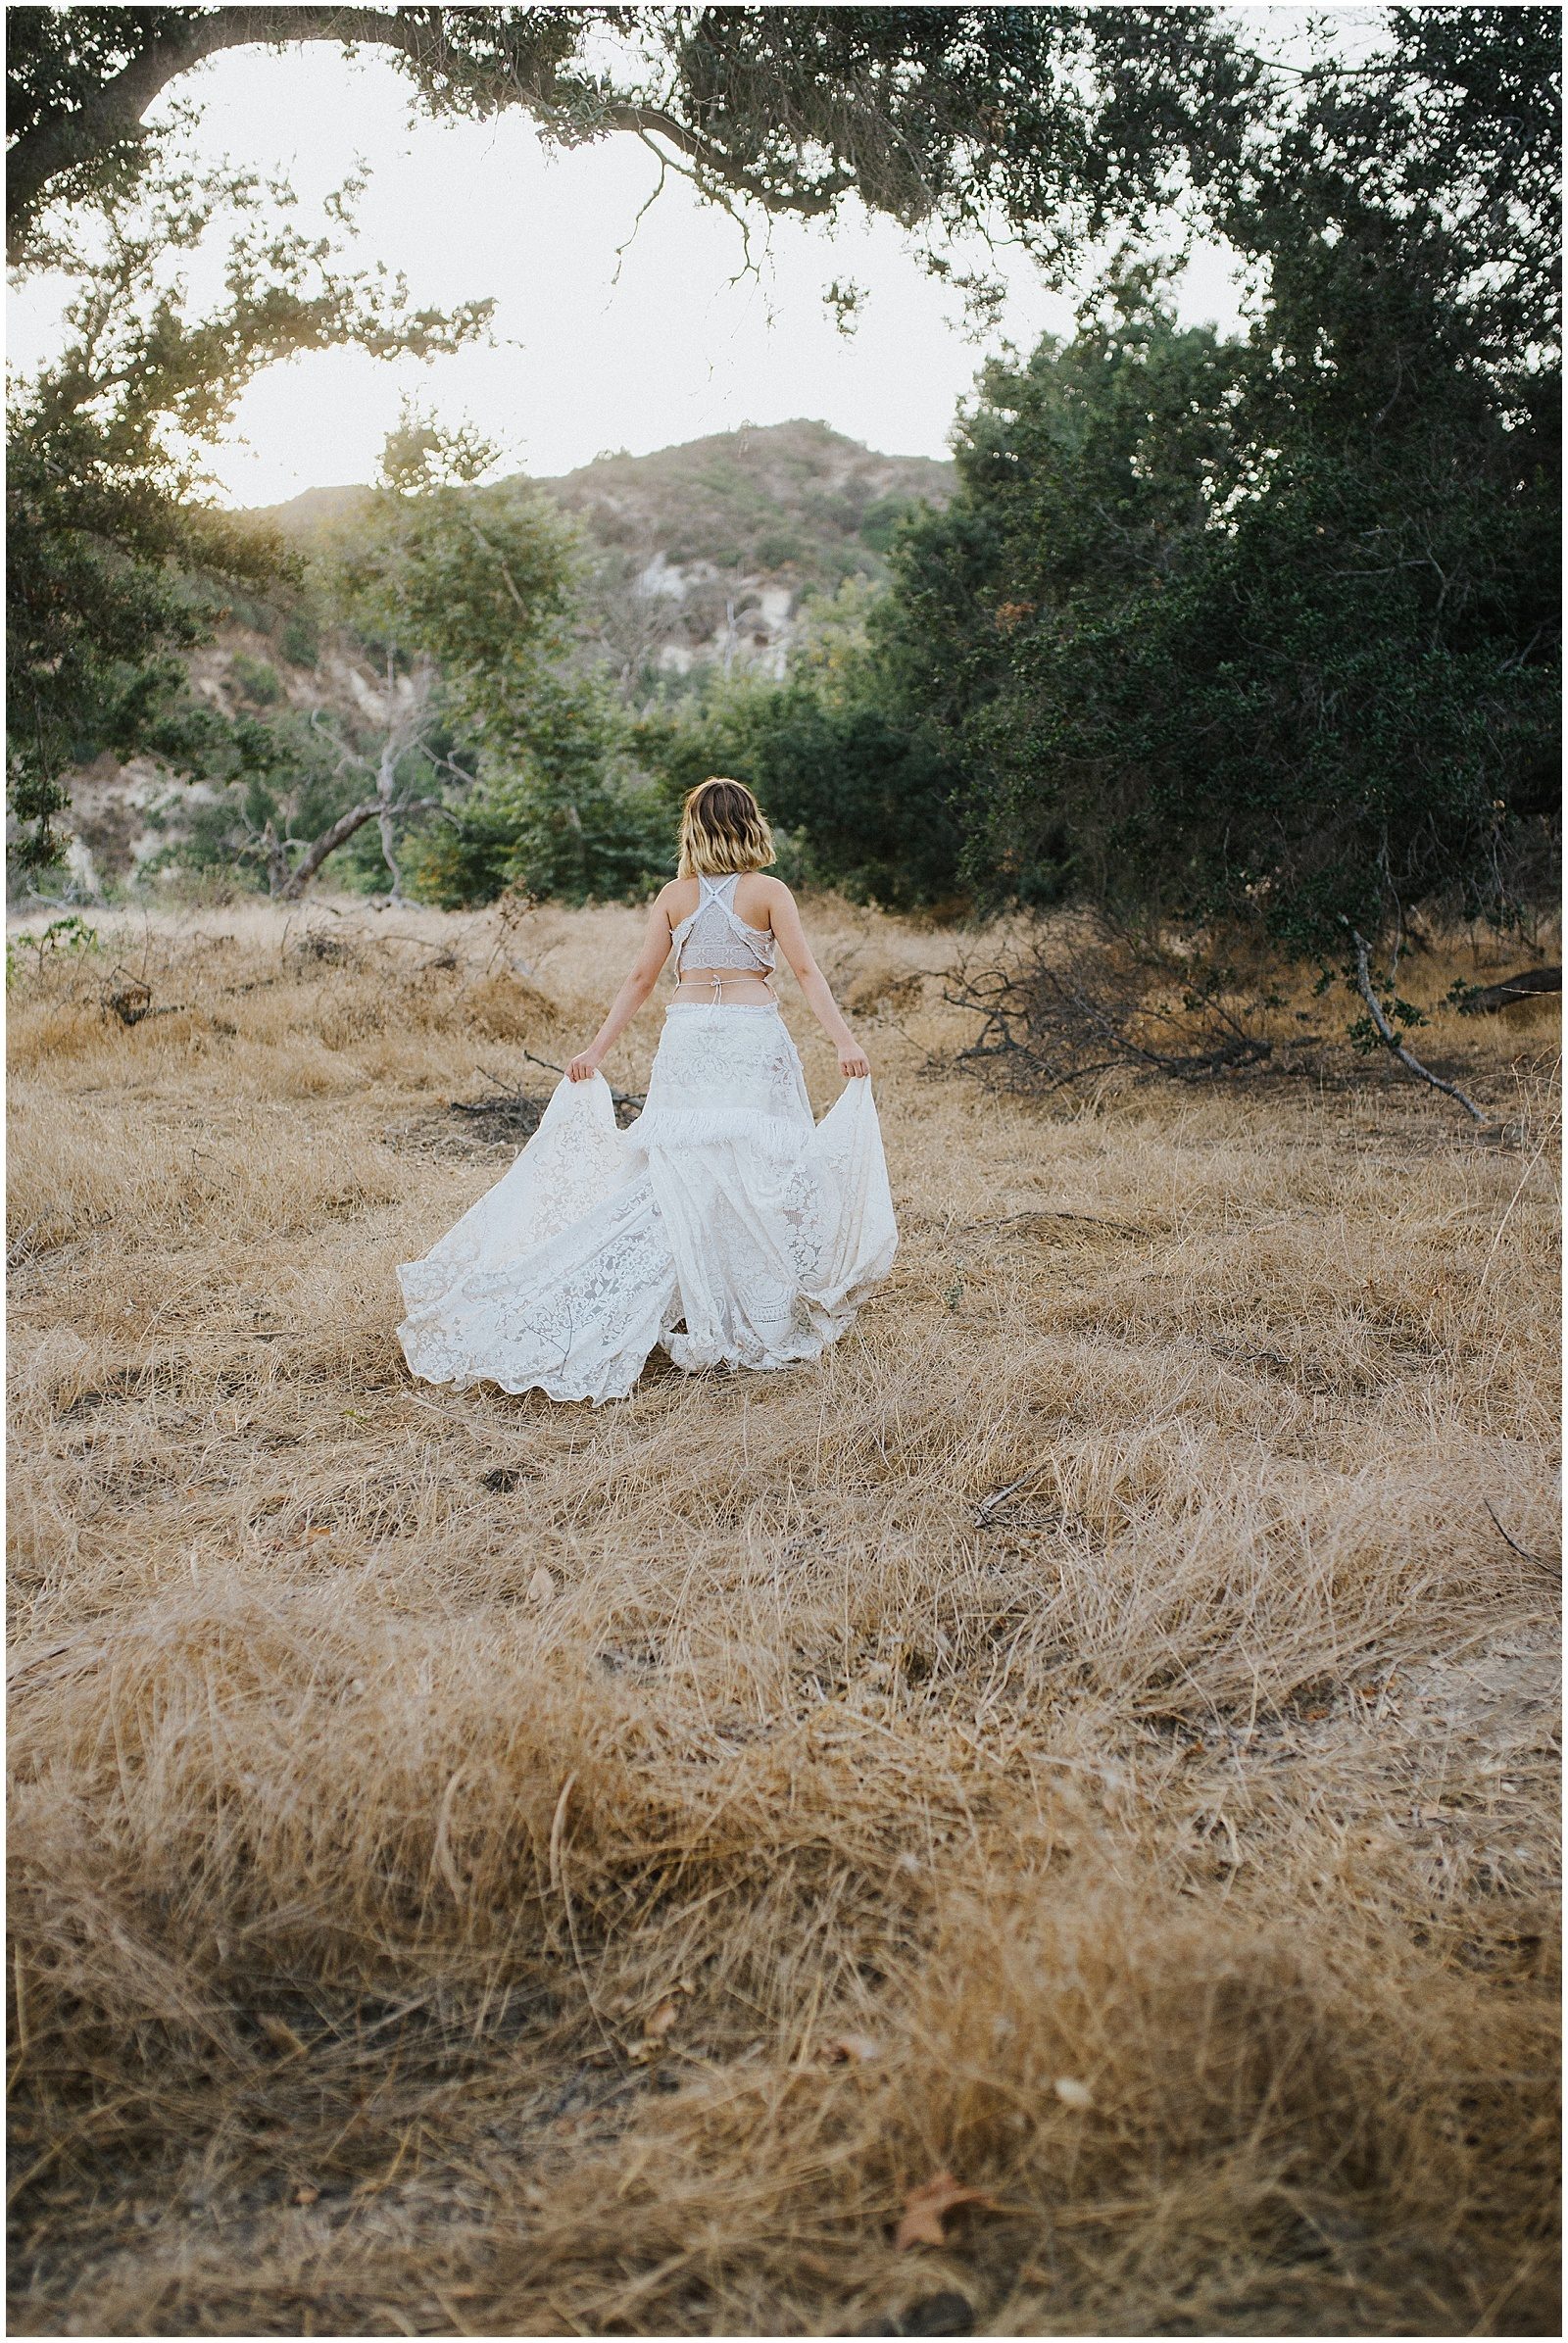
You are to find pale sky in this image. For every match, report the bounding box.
[7,8,1384,505]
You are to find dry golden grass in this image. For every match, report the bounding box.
[7,894,1560,2338]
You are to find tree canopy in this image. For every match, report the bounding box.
[7,5,1560,949]
[5,122,489,871]
[5,3,1250,877]
[872,254,1555,952]
[7,6,1251,272]
[691,7,1561,956]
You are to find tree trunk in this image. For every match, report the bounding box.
[375,737,404,902]
[260,818,291,898]
[275,795,440,901]
[1456,966,1561,1015]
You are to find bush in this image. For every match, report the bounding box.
[858,494,919,556]
[278,612,319,668]
[228,654,283,707]
[633,627,966,910]
[756,529,805,569]
[405,770,674,909]
[401,786,521,909]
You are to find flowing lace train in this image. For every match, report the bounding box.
[396,1004,897,1404]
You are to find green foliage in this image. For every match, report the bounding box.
[399,780,522,910]
[277,611,320,669]
[406,765,670,911]
[8,6,1557,941]
[876,187,1557,952]
[228,654,282,707]
[6,91,491,879]
[9,9,1250,288]
[5,399,283,872]
[755,529,806,570]
[858,496,920,557]
[138,708,378,893]
[631,596,965,910]
[7,914,101,991]
[746,688,964,908]
[644,5,1561,940]
[671,8,1557,948]
[334,418,582,757]
[336,417,671,907]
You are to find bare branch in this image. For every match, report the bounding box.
[1348,927,1489,1124]
[514,1048,644,1114]
[943,915,1275,1098]
[1457,967,1561,1015]
[275,792,443,901]
[974,1458,1055,1528]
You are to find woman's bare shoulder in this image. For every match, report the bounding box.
[736,871,794,927]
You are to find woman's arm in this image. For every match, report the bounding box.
[766,883,870,1079]
[566,894,674,1081]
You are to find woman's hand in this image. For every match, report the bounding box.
[566,1050,602,1084]
[838,1043,870,1080]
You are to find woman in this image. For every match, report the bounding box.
[396,779,897,1404]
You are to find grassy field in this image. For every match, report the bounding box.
[7,894,1560,2337]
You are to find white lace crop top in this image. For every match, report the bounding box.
[670,873,777,978]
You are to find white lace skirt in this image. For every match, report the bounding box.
[395,1003,898,1404]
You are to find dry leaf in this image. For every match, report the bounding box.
[528,1566,555,1602]
[895,2170,995,2250]
[627,1995,682,2061]
[1053,2076,1093,2109]
[825,2031,882,2064]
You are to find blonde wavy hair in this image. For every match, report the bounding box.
[676,778,776,878]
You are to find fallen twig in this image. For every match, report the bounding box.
[1484,1499,1559,1577]
[516,1049,645,1113]
[1348,928,1488,1123]
[974,1458,1054,1527]
[400,1392,495,1443]
[6,1223,43,1273]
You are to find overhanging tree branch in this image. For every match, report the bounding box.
[7,6,844,265]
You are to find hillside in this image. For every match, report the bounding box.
[50,424,952,892]
[255,418,955,684]
[539,418,952,679]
